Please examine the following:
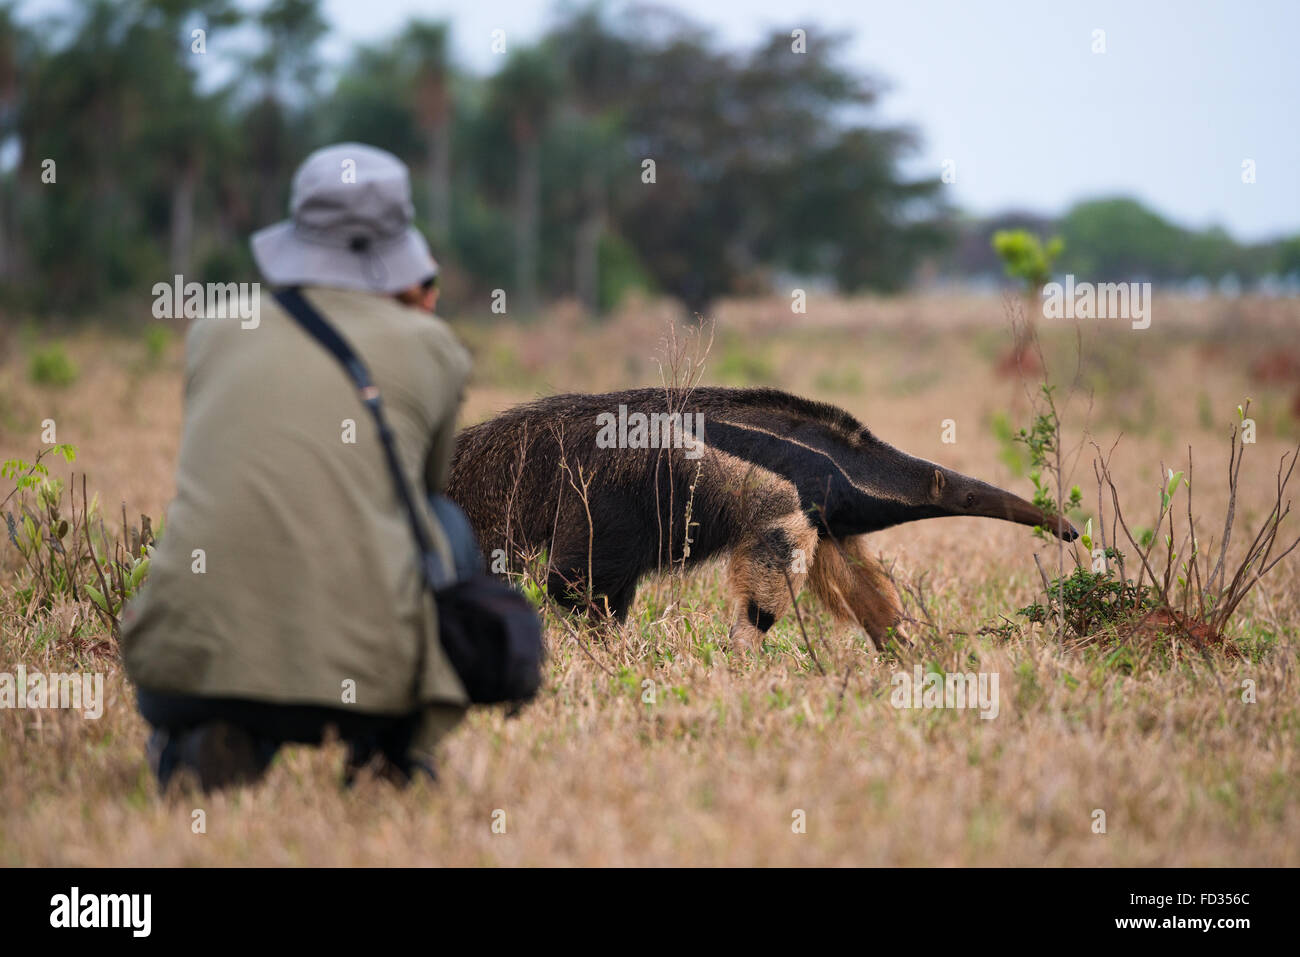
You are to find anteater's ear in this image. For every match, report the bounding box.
[931,468,946,500]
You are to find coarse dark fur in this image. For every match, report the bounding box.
[448,387,1077,648]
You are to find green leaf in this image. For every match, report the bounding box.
[128,557,151,590]
[84,583,109,612]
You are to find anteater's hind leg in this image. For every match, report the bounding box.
[807,534,903,651]
[726,514,820,648]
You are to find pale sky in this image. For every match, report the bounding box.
[21,0,1300,240]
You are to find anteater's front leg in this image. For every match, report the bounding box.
[726,514,820,648]
[548,572,637,622]
[547,530,641,624]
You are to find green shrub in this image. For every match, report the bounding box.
[28,343,78,388]
[143,325,171,366]
[991,230,1064,293]
[1012,388,1083,539]
[3,444,158,635]
[812,366,864,394]
[1019,556,1156,637]
[716,344,776,385]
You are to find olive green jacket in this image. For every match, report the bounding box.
[122,287,471,750]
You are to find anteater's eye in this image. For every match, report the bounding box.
[965,492,976,507]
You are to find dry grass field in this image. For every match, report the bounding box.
[2,292,1298,866]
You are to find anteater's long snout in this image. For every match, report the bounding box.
[1042,511,1079,541]
[971,480,1079,542]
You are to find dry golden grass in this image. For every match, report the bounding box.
[1,293,1298,866]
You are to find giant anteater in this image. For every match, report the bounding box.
[448,387,1077,648]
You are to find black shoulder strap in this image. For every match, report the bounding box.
[273,286,451,589]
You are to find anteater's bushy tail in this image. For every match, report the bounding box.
[807,534,903,649]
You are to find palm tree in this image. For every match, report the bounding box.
[403,21,453,247]
[148,1,242,275]
[0,4,26,284]
[243,0,327,227]
[487,48,560,316]
[551,8,634,315]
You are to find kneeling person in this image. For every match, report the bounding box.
[122,144,473,791]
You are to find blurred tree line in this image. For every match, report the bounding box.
[1,0,1293,324]
[0,0,951,320]
[947,197,1300,289]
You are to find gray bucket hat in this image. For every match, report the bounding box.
[251,142,438,294]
